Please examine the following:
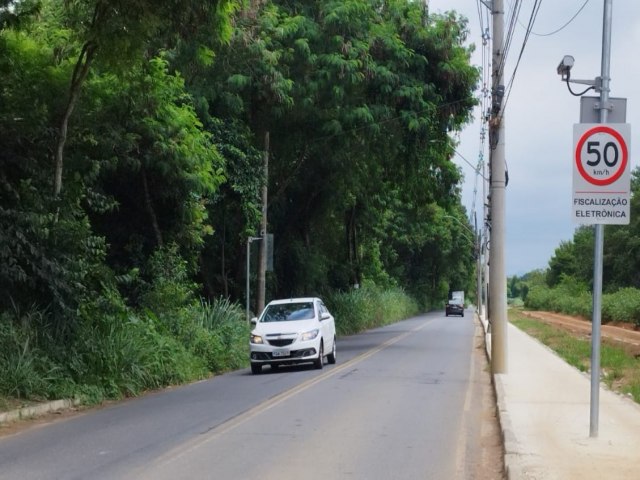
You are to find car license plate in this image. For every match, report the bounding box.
[272,349,290,358]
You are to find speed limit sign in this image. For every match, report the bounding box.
[573,123,631,225]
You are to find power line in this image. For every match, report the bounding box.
[526,0,591,37]
[500,0,543,117]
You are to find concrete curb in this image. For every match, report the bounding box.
[494,373,520,480]
[477,311,515,480]
[0,398,81,425]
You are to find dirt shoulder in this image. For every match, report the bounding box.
[520,310,640,356]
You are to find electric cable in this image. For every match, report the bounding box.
[565,75,595,96]
[523,0,591,37]
[500,0,543,118]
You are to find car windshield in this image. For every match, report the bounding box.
[261,302,315,322]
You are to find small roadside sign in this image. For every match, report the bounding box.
[573,123,631,225]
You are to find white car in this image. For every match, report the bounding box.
[249,297,337,374]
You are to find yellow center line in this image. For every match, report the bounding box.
[137,319,431,477]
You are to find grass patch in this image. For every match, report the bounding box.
[510,310,640,403]
[325,285,420,336]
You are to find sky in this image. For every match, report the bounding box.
[428,0,640,276]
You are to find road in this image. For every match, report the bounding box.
[0,311,503,480]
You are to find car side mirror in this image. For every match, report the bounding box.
[321,313,330,321]
[250,317,258,327]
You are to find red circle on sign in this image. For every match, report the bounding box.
[575,125,628,186]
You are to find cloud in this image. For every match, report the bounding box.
[434,0,638,276]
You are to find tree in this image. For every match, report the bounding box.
[77,58,225,277]
[42,0,237,195]
[195,0,478,302]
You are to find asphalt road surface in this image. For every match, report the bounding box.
[0,310,500,480]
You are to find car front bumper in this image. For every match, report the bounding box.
[250,339,321,365]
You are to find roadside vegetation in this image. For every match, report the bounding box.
[0,284,421,410]
[510,309,640,404]
[1,1,479,411]
[327,285,420,336]
[503,169,640,407]
[507,169,640,330]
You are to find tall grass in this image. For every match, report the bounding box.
[0,307,69,400]
[69,290,208,402]
[1,282,419,408]
[189,298,249,373]
[325,285,420,335]
[0,292,250,405]
[524,280,640,327]
[0,320,54,399]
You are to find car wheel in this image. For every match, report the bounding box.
[327,337,337,364]
[314,342,324,369]
[251,363,262,374]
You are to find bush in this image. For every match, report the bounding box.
[524,277,592,318]
[602,288,640,327]
[0,306,71,400]
[139,244,197,321]
[69,287,207,400]
[185,298,249,373]
[524,276,640,327]
[0,320,53,399]
[325,285,419,336]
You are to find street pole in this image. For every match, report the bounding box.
[257,131,269,315]
[482,160,489,320]
[246,238,251,322]
[489,0,507,373]
[246,236,260,322]
[590,0,613,439]
[476,225,482,319]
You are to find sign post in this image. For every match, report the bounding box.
[562,0,631,438]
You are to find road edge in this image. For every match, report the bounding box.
[477,311,514,480]
[0,398,81,425]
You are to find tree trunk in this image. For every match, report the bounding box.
[220,222,229,297]
[141,166,163,247]
[54,41,97,196]
[345,206,360,286]
[53,2,109,195]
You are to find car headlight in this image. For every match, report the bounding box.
[300,329,319,341]
[250,334,263,344]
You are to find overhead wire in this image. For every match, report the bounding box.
[501,0,543,115]
[495,0,523,87]
[469,0,493,224]
[523,0,591,37]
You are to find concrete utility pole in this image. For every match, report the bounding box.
[476,220,483,320]
[257,131,269,315]
[488,0,508,373]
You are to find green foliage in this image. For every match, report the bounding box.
[325,285,419,335]
[0,315,55,399]
[189,298,249,372]
[546,227,594,288]
[524,274,640,327]
[195,0,478,300]
[140,244,196,317]
[544,168,640,292]
[1,0,480,407]
[602,288,640,327]
[524,276,592,318]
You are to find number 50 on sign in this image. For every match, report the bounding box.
[573,123,631,225]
